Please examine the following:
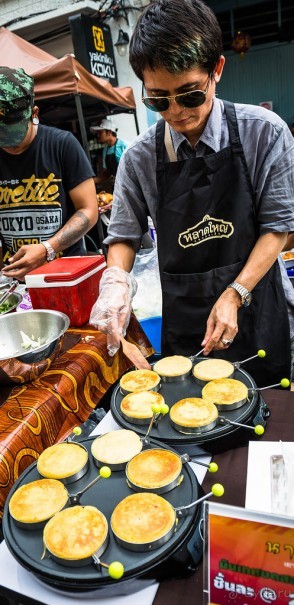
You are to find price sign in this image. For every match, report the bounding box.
[207,502,294,605]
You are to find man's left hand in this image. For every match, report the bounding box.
[201,288,241,354]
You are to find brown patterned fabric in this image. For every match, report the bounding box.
[0,315,153,519]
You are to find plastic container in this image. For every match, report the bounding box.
[139,316,162,353]
[25,256,106,327]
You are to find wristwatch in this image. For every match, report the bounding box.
[41,241,56,262]
[227,281,252,307]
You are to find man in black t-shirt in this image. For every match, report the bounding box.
[0,67,98,280]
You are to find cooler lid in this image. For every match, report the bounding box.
[26,256,105,282]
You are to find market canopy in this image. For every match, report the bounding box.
[0,27,137,146]
[32,53,136,126]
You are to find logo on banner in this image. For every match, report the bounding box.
[92,26,105,52]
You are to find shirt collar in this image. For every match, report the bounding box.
[170,98,224,154]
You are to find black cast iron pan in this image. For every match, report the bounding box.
[110,358,270,456]
[3,436,203,595]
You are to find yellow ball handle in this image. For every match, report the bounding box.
[108,561,125,580]
[99,466,111,478]
[254,425,265,436]
[211,483,224,497]
[72,426,82,436]
[209,462,218,473]
[151,403,161,415]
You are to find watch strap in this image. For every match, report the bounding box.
[227,281,252,306]
[41,241,56,262]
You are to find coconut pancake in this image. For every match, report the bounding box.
[126,449,182,489]
[153,355,192,378]
[37,443,88,479]
[111,492,176,544]
[193,359,234,382]
[91,429,142,465]
[43,505,108,560]
[120,390,165,420]
[202,378,248,406]
[170,397,218,428]
[9,478,68,524]
[120,369,160,393]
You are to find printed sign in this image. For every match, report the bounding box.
[259,101,273,111]
[207,502,294,605]
[70,14,118,86]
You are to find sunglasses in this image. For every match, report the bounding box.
[142,76,211,113]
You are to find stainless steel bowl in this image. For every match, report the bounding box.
[0,292,23,315]
[0,309,70,385]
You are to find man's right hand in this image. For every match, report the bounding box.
[89,266,137,356]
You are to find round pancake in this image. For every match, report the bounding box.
[170,397,218,428]
[121,390,165,420]
[153,355,192,377]
[91,429,142,465]
[43,505,108,560]
[111,493,176,544]
[202,378,248,405]
[9,478,68,524]
[193,359,234,382]
[37,443,88,479]
[120,369,160,393]
[126,449,182,489]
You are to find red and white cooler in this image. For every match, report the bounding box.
[25,256,106,326]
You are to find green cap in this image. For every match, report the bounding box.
[0,67,34,148]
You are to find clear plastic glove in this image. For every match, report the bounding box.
[89,266,137,357]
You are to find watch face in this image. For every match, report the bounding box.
[243,292,252,307]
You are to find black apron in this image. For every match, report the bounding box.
[155,101,291,387]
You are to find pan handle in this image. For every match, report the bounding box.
[142,402,170,441]
[181,453,218,473]
[92,556,125,579]
[233,349,266,369]
[249,378,290,392]
[175,483,224,516]
[68,466,111,505]
[189,348,205,363]
[218,416,265,436]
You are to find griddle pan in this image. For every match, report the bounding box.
[3,436,202,594]
[111,359,270,455]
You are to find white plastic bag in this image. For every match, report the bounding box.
[131,248,162,320]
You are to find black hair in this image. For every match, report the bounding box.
[129,0,223,81]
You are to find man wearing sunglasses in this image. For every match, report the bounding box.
[90,0,294,387]
[0,67,98,279]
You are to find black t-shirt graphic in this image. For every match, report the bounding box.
[0,125,95,260]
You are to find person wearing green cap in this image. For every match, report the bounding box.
[0,67,98,279]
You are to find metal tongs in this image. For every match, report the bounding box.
[0,280,18,306]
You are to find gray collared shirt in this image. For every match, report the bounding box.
[105,98,294,331]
